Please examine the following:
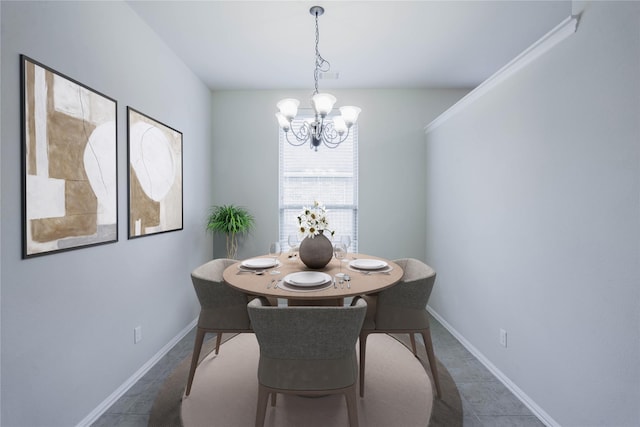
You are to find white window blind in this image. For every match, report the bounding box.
[279,115,358,252]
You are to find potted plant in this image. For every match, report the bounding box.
[207,205,255,259]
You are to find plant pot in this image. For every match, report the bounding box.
[298,232,333,269]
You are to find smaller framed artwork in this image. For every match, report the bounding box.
[127,107,183,239]
[21,55,118,258]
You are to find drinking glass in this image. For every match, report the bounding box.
[340,236,352,260]
[287,234,299,255]
[269,242,281,274]
[334,242,347,278]
[340,235,351,251]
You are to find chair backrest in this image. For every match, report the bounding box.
[247,298,367,390]
[375,258,436,329]
[190,258,251,330]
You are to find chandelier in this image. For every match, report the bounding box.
[275,6,361,151]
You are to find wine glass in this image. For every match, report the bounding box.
[340,236,352,261]
[287,234,299,256]
[340,235,351,251]
[268,242,281,274]
[334,242,347,279]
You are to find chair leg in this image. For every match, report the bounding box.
[359,332,369,397]
[185,328,206,396]
[215,332,222,355]
[421,329,442,398]
[409,333,418,356]
[345,384,360,427]
[255,384,269,427]
[270,392,277,407]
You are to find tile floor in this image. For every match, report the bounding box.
[427,317,545,427]
[92,314,545,427]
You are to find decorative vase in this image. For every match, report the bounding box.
[299,232,333,269]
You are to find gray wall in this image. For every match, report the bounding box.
[425,2,640,426]
[211,89,468,261]
[1,2,213,425]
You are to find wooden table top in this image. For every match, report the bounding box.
[222,253,403,301]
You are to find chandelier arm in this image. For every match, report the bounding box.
[284,131,311,147]
[285,123,313,146]
[320,123,350,149]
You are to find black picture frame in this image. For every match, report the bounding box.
[21,55,118,258]
[127,107,183,239]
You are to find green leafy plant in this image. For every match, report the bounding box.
[207,205,255,259]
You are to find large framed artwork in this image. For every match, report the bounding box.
[21,55,118,258]
[127,107,183,238]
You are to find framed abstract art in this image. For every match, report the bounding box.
[127,107,183,238]
[21,55,118,258]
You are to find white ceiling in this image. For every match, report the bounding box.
[127,0,572,91]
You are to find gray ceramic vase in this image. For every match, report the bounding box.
[298,232,333,269]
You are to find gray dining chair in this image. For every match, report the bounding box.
[185,258,254,396]
[359,258,442,398]
[247,297,367,427]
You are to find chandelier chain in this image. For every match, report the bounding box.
[313,10,330,95]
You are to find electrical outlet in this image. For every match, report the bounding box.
[499,329,507,348]
[134,326,142,344]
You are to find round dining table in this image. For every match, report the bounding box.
[223,253,403,305]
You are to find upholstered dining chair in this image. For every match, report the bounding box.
[185,258,254,396]
[359,258,442,398]
[247,297,367,427]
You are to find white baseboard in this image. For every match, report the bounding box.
[76,318,198,427]
[80,309,561,426]
[427,307,561,427]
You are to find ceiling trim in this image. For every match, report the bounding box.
[425,15,579,134]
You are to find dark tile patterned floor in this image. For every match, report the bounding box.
[428,318,544,427]
[92,314,544,427]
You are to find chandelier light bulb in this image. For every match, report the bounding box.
[275,112,291,131]
[339,106,361,127]
[332,116,347,134]
[276,98,300,121]
[311,93,337,117]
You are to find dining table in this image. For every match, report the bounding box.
[222,252,404,306]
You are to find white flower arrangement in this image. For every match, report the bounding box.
[297,201,335,239]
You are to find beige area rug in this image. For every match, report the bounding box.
[183,334,429,427]
[149,333,462,427]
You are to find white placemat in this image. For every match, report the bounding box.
[348,265,393,274]
[241,258,279,269]
[349,259,388,270]
[275,280,334,292]
[283,272,332,287]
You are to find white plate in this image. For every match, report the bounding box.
[276,280,334,292]
[241,258,278,269]
[284,272,332,287]
[349,259,388,270]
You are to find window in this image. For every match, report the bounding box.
[279,115,358,252]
